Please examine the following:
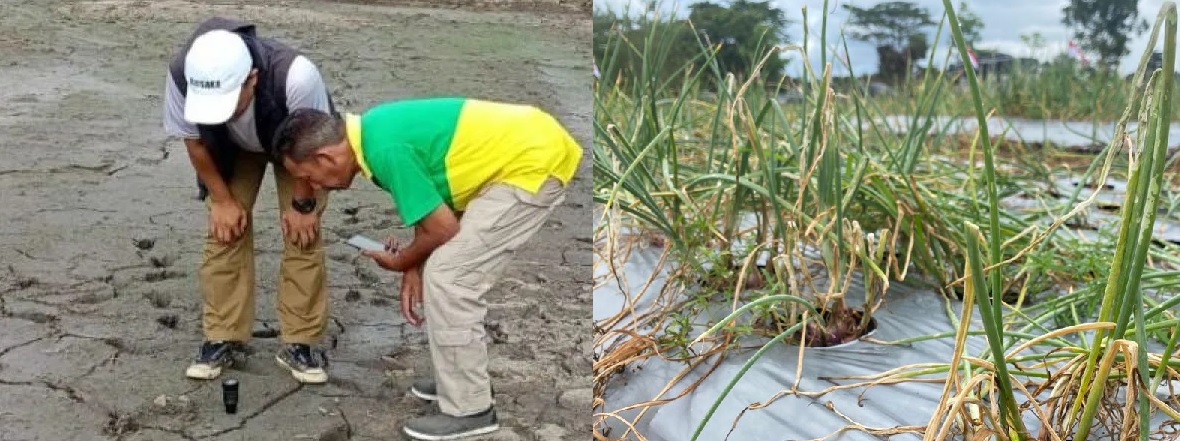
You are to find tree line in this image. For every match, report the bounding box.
[593,0,1149,84]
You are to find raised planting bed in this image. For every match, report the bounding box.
[593,241,1180,441]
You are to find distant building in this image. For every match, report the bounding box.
[1128,51,1180,81]
[947,50,1038,80]
[867,81,891,96]
[1148,51,1164,72]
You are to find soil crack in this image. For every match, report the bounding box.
[0,162,118,177]
[338,408,353,440]
[44,381,86,403]
[5,310,60,327]
[79,350,122,379]
[32,207,117,215]
[22,296,103,315]
[147,210,190,228]
[107,382,209,440]
[61,332,126,350]
[312,377,368,398]
[133,425,197,441]
[0,378,85,404]
[196,383,303,439]
[0,336,47,358]
[13,248,38,260]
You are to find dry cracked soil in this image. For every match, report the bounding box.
[0,1,592,440]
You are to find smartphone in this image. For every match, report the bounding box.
[346,235,386,252]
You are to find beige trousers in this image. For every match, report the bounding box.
[423,177,567,416]
[199,152,329,345]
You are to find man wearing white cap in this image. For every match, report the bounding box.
[163,16,335,384]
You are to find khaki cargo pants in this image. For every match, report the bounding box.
[423,177,567,416]
[200,152,329,345]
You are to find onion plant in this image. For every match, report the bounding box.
[926,1,1180,440]
[593,1,1180,439]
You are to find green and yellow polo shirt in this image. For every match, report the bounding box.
[344,97,582,226]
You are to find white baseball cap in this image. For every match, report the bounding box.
[183,30,253,125]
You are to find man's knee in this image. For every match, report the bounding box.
[281,238,325,257]
[430,326,488,366]
[202,234,253,265]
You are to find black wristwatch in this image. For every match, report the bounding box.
[292,197,317,214]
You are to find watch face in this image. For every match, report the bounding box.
[294,198,316,212]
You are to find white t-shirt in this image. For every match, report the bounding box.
[163,55,331,152]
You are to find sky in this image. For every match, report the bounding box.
[593,0,1171,76]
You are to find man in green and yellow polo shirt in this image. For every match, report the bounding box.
[272,97,581,440]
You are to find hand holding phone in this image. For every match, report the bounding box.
[346,235,386,252]
[351,234,403,272]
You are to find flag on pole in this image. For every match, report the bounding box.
[1068,40,1089,65]
[967,47,979,71]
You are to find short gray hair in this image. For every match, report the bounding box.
[273,108,346,161]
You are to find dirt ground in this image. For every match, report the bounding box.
[0,1,591,440]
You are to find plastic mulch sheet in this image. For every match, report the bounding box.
[595,240,1177,441]
[870,115,1180,152]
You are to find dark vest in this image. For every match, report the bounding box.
[168,17,336,200]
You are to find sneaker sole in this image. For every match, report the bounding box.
[402,424,499,441]
[185,364,223,380]
[410,387,438,401]
[275,356,328,384]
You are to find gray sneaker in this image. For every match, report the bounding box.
[402,407,499,440]
[411,379,438,401]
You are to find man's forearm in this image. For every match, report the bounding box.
[388,235,441,272]
[378,205,459,272]
[389,221,458,271]
[184,138,233,203]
